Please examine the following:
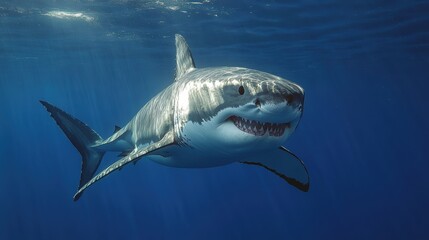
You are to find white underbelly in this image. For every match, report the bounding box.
[145,144,239,168]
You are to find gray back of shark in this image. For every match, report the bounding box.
[41,34,309,201]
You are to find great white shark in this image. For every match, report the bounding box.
[41,34,309,201]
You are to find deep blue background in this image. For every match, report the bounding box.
[1,0,428,239]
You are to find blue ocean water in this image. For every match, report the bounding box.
[1,0,428,239]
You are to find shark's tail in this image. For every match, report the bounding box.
[40,101,105,201]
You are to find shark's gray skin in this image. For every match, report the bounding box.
[41,34,309,201]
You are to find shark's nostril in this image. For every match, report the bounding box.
[286,94,294,104]
[254,99,261,107]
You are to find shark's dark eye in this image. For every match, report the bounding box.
[238,86,245,95]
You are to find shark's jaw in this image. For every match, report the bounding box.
[228,115,291,137]
[178,101,302,157]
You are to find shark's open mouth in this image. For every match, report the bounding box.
[229,116,290,137]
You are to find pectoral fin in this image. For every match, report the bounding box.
[241,146,309,192]
[73,131,175,201]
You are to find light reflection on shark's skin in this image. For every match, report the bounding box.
[41,34,309,201]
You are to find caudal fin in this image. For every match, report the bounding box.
[40,101,105,201]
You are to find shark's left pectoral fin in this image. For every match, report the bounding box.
[73,131,175,201]
[242,146,309,192]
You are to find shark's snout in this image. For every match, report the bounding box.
[277,81,304,112]
[252,83,304,112]
[285,92,304,110]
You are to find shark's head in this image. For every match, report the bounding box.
[172,34,304,157]
[175,67,304,154]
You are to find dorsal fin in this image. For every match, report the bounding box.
[175,34,196,81]
[113,125,121,134]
